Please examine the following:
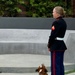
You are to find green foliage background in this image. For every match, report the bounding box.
[0,0,24,17]
[0,0,72,17]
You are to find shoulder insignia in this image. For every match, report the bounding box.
[51,26,55,30]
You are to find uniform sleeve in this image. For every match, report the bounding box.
[48,21,60,48]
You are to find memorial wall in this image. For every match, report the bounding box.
[0,17,75,63]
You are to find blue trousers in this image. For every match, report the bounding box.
[50,51,65,75]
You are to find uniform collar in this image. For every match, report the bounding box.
[56,16,62,20]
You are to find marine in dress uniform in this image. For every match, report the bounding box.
[47,16,67,75]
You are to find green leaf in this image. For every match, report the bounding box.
[30,0,34,5]
[14,7,22,13]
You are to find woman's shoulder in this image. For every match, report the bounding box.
[53,20,58,24]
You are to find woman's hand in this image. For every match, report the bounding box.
[48,48,50,52]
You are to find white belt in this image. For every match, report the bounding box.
[56,37,64,40]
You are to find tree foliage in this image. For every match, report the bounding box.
[28,0,66,17]
[0,0,24,17]
[0,0,72,17]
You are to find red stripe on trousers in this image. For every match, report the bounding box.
[53,51,56,75]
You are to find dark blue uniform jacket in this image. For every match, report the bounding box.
[48,17,67,51]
